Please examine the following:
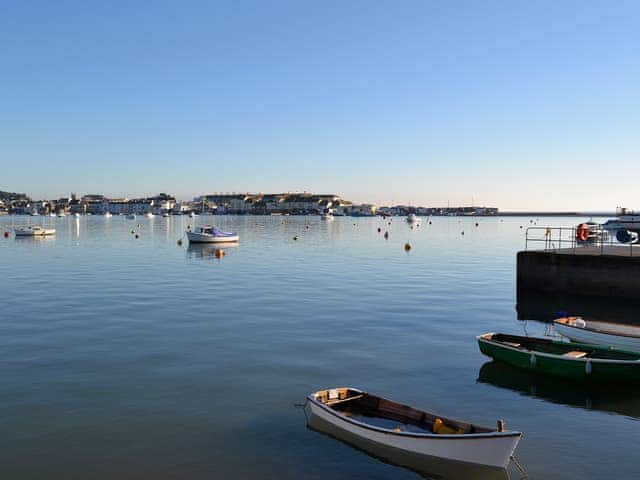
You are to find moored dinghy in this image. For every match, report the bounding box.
[187,225,239,243]
[554,317,640,354]
[478,332,640,382]
[305,387,521,469]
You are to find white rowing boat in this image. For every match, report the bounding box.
[186,225,239,243]
[554,317,640,353]
[305,387,521,469]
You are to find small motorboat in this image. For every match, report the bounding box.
[305,387,521,469]
[189,212,197,218]
[145,212,154,218]
[14,226,56,237]
[126,214,136,220]
[74,213,81,218]
[554,317,640,354]
[162,213,170,218]
[103,212,112,218]
[320,208,334,220]
[478,332,640,382]
[186,225,239,243]
[57,212,66,217]
[407,213,420,223]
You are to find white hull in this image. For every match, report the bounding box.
[554,318,640,353]
[186,231,239,243]
[15,227,56,236]
[306,393,519,469]
[320,214,334,220]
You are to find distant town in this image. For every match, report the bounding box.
[0,189,499,217]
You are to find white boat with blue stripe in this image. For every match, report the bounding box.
[187,225,239,243]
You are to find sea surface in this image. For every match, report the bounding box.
[1,215,638,479]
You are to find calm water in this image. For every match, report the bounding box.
[1,215,638,479]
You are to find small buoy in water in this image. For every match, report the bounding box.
[519,226,523,229]
[461,231,465,235]
[404,243,411,252]
[306,225,310,229]
[475,222,479,227]
[131,230,135,234]
[177,239,182,246]
[429,221,432,225]
[377,227,381,233]
[215,249,225,258]
[384,231,389,239]
[3,231,8,238]
[135,234,139,239]
[293,235,298,241]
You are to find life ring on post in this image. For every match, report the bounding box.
[576,223,590,242]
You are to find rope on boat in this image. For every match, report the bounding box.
[511,454,528,479]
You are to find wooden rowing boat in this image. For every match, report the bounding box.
[305,387,521,469]
[554,317,640,353]
[478,332,640,382]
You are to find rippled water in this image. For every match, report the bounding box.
[1,215,637,479]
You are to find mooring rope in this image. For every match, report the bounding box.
[511,454,528,479]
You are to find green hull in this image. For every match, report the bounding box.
[478,335,640,383]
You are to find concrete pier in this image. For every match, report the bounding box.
[517,247,640,300]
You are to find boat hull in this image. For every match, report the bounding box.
[554,320,640,354]
[186,231,239,243]
[478,334,640,383]
[307,412,509,480]
[14,228,56,236]
[305,396,519,469]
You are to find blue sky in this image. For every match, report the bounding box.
[1,1,639,209]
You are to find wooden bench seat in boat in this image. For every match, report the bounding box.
[563,350,588,359]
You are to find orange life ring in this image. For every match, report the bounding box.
[576,223,590,242]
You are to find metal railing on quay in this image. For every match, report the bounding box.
[524,226,637,256]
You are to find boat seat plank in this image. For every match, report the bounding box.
[327,394,364,406]
[563,351,588,358]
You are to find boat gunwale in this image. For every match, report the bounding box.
[477,333,640,364]
[307,388,521,440]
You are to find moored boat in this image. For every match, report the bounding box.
[478,332,640,382]
[186,225,239,243]
[14,226,56,237]
[305,387,521,469]
[407,213,419,223]
[554,317,640,354]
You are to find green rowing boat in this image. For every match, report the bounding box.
[477,333,640,383]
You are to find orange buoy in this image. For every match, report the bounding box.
[215,249,225,258]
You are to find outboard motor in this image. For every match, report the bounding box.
[616,229,639,244]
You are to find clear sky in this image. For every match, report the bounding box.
[1,1,639,209]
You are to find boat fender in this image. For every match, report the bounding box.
[530,353,537,368]
[574,317,586,328]
[585,360,592,375]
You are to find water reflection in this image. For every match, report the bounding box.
[186,242,239,260]
[516,288,640,324]
[307,414,512,480]
[478,361,640,420]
